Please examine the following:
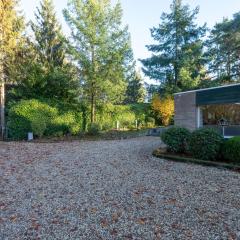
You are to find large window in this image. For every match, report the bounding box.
[201,104,240,126]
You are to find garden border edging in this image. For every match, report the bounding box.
[152,150,240,172]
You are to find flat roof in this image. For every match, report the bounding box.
[174,83,240,95]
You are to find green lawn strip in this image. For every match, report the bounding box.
[152,151,240,171]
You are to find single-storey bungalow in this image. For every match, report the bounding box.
[174,83,240,138]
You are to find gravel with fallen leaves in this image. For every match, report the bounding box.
[0,137,240,239]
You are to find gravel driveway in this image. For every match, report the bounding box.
[1,137,240,239]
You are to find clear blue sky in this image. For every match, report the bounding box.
[21,0,240,64]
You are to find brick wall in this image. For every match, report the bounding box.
[174,92,198,131]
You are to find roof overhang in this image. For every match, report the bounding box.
[174,83,240,106]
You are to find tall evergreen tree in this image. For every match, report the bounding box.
[64,0,134,123]
[141,0,206,94]
[205,12,240,83]
[125,71,146,104]
[12,0,80,103]
[31,0,65,68]
[0,0,24,137]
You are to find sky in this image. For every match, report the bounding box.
[20,0,240,67]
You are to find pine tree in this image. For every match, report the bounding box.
[205,12,240,83]
[64,0,134,123]
[31,0,66,68]
[141,0,206,94]
[12,0,80,103]
[0,0,24,138]
[125,71,146,104]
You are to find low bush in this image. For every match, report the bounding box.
[101,122,114,131]
[161,127,191,153]
[222,137,240,163]
[88,123,101,135]
[189,128,223,161]
[49,111,82,136]
[31,117,47,138]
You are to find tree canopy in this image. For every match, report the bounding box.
[64,0,134,123]
[205,12,240,83]
[0,0,24,84]
[141,0,206,94]
[11,0,80,103]
[125,71,146,104]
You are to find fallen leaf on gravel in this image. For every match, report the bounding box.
[51,219,61,225]
[185,230,193,238]
[10,215,18,223]
[100,218,108,228]
[0,202,7,210]
[164,198,177,205]
[90,208,98,214]
[112,213,119,222]
[136,217,147,225]
[31,220,41,231]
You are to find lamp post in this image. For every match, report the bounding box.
[218,118,229,138]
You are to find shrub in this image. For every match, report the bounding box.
[189,128,223,161]
[222,137,240,163]
[88,123,101,135]
[101,122,113,131]
[161,127,191,153]
[49,111,82,136]
[151,95,174,126]
[96,103,153,131]
[118,111,136,129]
[31,117,47,138]
[145,117,155,128]
[7,99,57,140]
[7,99,82,139]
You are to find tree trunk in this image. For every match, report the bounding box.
[227,53,231,80]
[0,83,5,140]
[90,45,96,124]
[90,93,95,123]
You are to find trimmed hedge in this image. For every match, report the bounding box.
[7,100,154,139]
[189,128,223,161]
[161,127,191,153]
[7,99,82,139]
[222,137,240,163]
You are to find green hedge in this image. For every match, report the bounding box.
[189,128,223,161]
[222,137,240,163]
[161,127,191,153]
[96,103,153,131]
[7,99,82,140]
[7,100,153,139]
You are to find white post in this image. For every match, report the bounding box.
[197,107,202,128]
[116,121,120,130]
[28,132,34,141]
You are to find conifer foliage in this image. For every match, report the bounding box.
[141,0,206,94]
